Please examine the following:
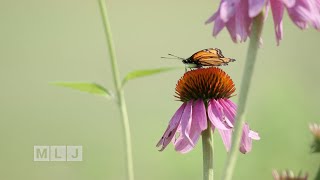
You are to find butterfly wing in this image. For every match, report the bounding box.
[205,48,225,58]
[185,48,235,67]
[199,57,236,66]
[191,48,231,66]
[198,57,226,66]
[191,48,223,60]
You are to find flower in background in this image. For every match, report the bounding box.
[272,170,308,180]
[309,123,320,153]
[206,0,320,45]
[156,67,260,154]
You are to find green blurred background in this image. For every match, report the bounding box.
[1,0,319,179]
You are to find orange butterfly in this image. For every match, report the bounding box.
[162,48,236,68]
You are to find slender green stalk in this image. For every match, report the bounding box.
[202,119,214,180]
[221,12,264,180]
[97,1,134,180]
[315,165,320,180]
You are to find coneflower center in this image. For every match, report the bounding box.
[175,67,235,102]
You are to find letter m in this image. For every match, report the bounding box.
[34,146,50,161]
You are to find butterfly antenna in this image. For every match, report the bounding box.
[161,54,184,60]
[160,57,181,59]
[167,54,185,60]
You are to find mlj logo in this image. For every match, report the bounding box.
[34,146,82,162]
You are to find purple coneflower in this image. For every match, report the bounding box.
[156,67,260,154]
[206,0,320,44]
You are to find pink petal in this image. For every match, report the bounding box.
[238,1,251,42]
[208,99,232,130]
[192,99,207,131]
[282,0,296,8]
[218,129,232,151]
[205,11,218,24]
[175,101,204,153]
[249,0,266,17]
[225,14,238,42]
[287,0,311,29]
[224,99,237,110]
[206,11,226,37]
[310,7,320,29]
[174,125,202,153]
[239,123,260,154]
[264,0,270,21]
[270,0,284,45]
[287,0,320,30]
[249,130,261,140]
[226,0,251,43]
[218,99,236,126]
[156,103,186,151]
[180,100,194,147]
[316,0,320,9]
[213,16,226,36]
[220,0,239,22]
[239,123,252,154]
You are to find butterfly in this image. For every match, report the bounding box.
[162,48,236,69]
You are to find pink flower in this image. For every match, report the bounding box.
[206,0,320,44]
[156,68,260,154]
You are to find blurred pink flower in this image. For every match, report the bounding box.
[272,170,308,180]
[206,0,320,44]
[156,68,260,154]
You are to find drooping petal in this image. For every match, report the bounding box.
[156,103,186,151]
[249,130,261,140]
[239,123,252,153]
[282,0,296,8]
[174,125,202,153]
[224,99,238,111]
[310,1,320,29]
[218,129,232,151]
[270,0,284,45]
[226,0,252,43]
[287,0,320,30]
[192,99,207,131]
[212,16,227,36]
[220,0,239,22]
[264,0,270,21]
[206,10,227,37]
[225,17,238,42]
[205,11,218,24]
[218,99,237,125]
[239,123,260,154]
[174,101,203,153]
[249,0,266,17]
[208,99,232,130]
[287,0,311,29]
[180,100,194,147]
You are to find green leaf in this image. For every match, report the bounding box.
[122,67,181,86]
[51,82,112,98]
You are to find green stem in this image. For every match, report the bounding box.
[97,1,134,180]
[315,165,320,180]
[221,12,264,180]
[202,120,214,180]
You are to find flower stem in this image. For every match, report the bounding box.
[202,120,214,180]
[97,1,134,180]
[221,12,264,180]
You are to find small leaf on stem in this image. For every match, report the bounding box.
[122,67,181,86]
[51,82,112,98]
